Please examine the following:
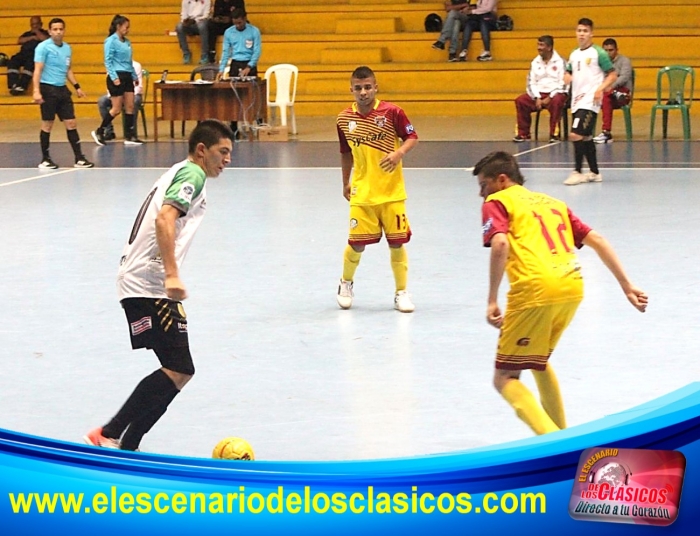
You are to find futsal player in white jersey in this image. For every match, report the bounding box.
[84,119,233,451]
[562,18,617,186]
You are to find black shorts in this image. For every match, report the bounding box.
[39,83,75,121]
[122,298,194,374]
[122,297,190,349]
[228,60,258,78]
[107,71,135,97]
[571,109,597,137]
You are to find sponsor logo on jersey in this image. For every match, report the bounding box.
[482,217,493,235]
[130,316,152,336]
[179,182,196,204]
[178,321,188,333]
[516,337,530,347]
[351,131,387,147]
[349,218,358,229]
[405,124,415,135]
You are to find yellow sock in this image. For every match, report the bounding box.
[390,246,408,292]
[500,379,560,435]
[342,245,362,282]
[532,365,566,429]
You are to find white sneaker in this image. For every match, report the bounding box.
[337,279,354,309]
[593,132,613,144]
[563,171,587,186]
[394,290,415,313]
[586,172,603,182]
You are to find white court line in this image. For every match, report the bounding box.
[513,143,562,158]
[0,168,78,188]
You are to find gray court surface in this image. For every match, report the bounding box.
[0,160,697,461]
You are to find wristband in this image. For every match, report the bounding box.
[73,83,81,90]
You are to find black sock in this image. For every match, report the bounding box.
[119,389,180,451]
[573,140,584,172]
[40,131,50,159]
[584,139,599,174]
[124,113,135,139]
[99,114,116,131]
[66,129,82,160]
[102,369,178,439]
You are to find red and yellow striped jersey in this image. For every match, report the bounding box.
[337,99,418,206]
[482,185,592,310]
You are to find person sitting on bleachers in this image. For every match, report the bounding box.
[460,0,498,62]
[593,38,633,144]
[7,16,48,95]
[431,1,470,63]
[176,0,211,65]
[207,0,246,64]
[513,35,567,142]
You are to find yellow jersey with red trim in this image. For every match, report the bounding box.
[337,99,418,206]
[482,184,592,310]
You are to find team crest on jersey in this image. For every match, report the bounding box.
[179,182,196,204]
[586,58,592,65]
[374,115,386,128]
[349,218,358,229]
[348,121,357,133]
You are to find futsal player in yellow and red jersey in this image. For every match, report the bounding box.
[474,151,648,435]
[335,66,419,312]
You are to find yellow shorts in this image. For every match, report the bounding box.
[347,201,412,246]
[495,300,581,371]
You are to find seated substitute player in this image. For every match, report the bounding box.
[475,151,647,435]
[593,38,633,144]
[84,119,234,452]
[335,66,418,313]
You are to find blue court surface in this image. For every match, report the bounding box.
[0,139,697,460]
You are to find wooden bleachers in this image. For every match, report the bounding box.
[1,0,698,122]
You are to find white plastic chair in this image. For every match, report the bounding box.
[264,64,298,134]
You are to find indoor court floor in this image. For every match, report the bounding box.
[1,138,698,461]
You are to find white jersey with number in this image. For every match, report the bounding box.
[567,45,614,113]
[117,159,207,300]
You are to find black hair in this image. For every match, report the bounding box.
[538,35,554,48]
[578,18,594,29]
[602,38,618,48]
[231,8,247,20]
[188,119,234,154]
[48,18,65,30]
[351,66,376,81]
[472,151,525,185]
[109,15,130,36]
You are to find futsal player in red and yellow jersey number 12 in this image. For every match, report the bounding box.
[475,151,648,435]
[335,66,419,313]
